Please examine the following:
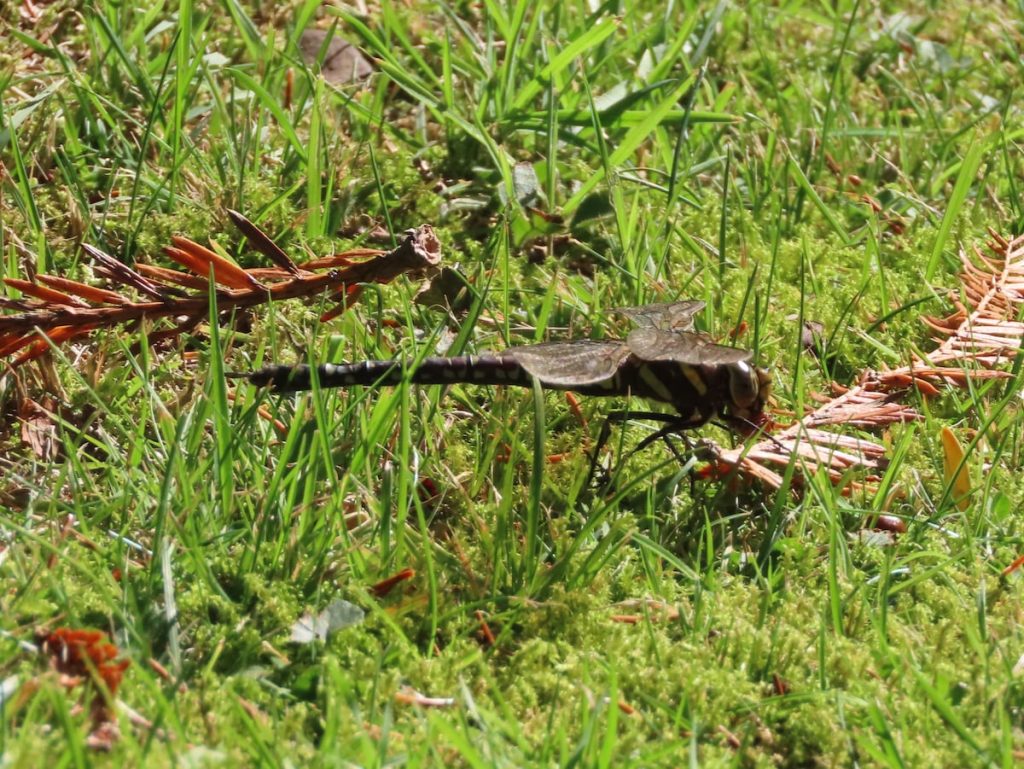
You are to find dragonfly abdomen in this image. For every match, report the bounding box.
[244,355,533,392]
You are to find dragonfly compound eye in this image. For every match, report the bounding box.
[726,361,761,412]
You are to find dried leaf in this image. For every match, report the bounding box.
[167,236,263,290]
[36,275,128,305]
[1001,555,1024,577]
[369,568,415,598]
[801,320,826,356]
[290,599,365,644]
[4,278,85,307]
[227,209,301,277]
[37,626,131,746]
[134,263,215,291]
[83,244,168,300]
[12,325,95,366]
[414,266,473,313]
[475,610,496,647]
[5,276,84,307]
[394,686,455,708]
[298,28,373,84]
[37,628,131,695]
[939,426,972,511]
[610,599,680,624]
[872,514,908,534]
[19,397,58,460]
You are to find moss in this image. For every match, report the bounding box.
[4,0,1024,765]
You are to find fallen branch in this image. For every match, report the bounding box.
[0,213,441,367]
[709,232,1024,490]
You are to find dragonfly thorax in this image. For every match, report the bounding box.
[626,359,771,428]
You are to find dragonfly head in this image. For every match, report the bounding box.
[724,361,772,423]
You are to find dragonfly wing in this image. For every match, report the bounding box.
[506,340,631,386]
[626,328,753,365]
[615,300,705,331]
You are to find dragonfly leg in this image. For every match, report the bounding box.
[712,417,785,452]
[585,417,614,490]
[585,410,700,490]
[619,416,698,465]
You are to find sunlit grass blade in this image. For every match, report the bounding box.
[927,139,986,280]
[564,74,696,215]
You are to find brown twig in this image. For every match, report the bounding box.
[709,233,1024,490]
[0,215,442,367]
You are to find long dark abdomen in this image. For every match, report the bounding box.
[246,355,532,392]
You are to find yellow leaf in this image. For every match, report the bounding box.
[940,426,972,511]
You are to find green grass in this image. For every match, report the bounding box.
[3,0,1024,766]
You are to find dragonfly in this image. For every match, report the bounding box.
[232,301,771,451]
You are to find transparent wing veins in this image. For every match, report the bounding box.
[625,328,752,365]
[613,300,705,332]
[505,340,631,386]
